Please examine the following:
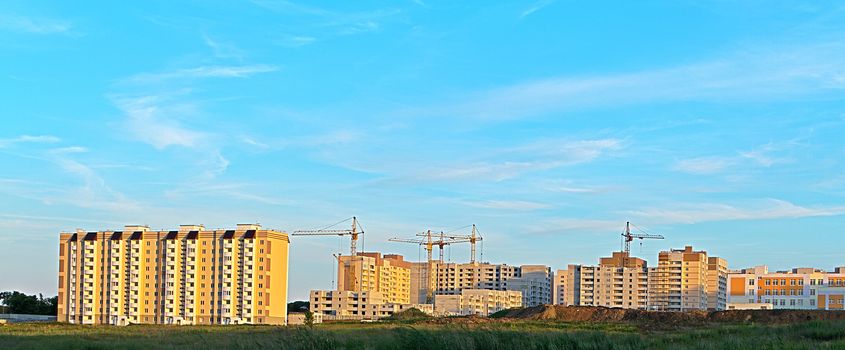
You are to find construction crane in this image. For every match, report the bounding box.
[621,221,663,255]
[389,230,451,263]
[390,225,485,304]
[292,217,363,256]
[438,224,483,264]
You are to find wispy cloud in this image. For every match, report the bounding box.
[520,0,555,19]
[276,35,318,47]
[419,138,622,181]
[202,34,247,59]
[673,142,795,175]
[627,199,845,224]
[0,135,60,148]
[164,182,291,206]
[251,0,399,36]
[0,15,72,34]
[424,42,845,121]
[113,95,206,150]
[125,65,278,84]
[463,199,550,210]
[524,218,622,236]
[673,156,732,174]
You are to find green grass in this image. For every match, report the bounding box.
[2,320,845,349]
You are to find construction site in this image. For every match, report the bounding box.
[291,218,845,323]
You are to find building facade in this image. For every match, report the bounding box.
[648,246,726,311]
[728,266,845,310]
[57,224,290,325]
[556,252,651,310]
[409,262,552,306]
[309,290,433,321]
[337,252,411,304]
[434,289,522,316]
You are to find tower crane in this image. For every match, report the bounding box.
[438,224,483,264]
[292,217,363,256]
[293,217,365,293]
[389,225,486,303]
[621,221,663,255]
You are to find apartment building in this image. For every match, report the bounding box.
[434,289,522,316]
[707,257,729,310]
[728,266,845,310]
[648,246,726,311]
[309,290,433,320]
[506,265,554,307]
[57,224,290,325]
[337,252,411,304]
[410,262,552,306]
[556,252,651,310]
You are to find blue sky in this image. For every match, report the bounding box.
[2,1,845,301]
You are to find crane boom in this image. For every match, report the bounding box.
[292,216,362,256]
[621,221,664,254]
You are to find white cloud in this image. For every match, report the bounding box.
[523,218,622,236]
[520,0,555,19]
[627,199,845,225]
[429,42,845,120]
[0,15,71,34]
[126,65,278,83]
[673,142,795,175]
[0,135,60,147]
[202,34,247,59]
[277,35,317,47]
[463,200,550,210]
[113,95,206,150]
[673,156,732,174]
[422,138,622,181]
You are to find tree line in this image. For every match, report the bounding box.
[0,291,58,315]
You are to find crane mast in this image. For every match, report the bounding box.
[292,217,365,293]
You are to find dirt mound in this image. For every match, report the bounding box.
[499,305,845,325]
[383,308,432,321]
[709,309,845,324]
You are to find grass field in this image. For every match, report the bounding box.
[2,319,845,349]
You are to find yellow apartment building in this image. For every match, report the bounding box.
[649,246,727,311]
[57,224,290,325]
[336,252,411,304]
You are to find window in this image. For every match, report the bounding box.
[749,279,755,286]
[765,280,771,286]
[810,289,816,296]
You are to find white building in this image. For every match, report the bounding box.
[434,289,522,316]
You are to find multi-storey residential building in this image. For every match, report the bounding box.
[409,262,552,306]
[309,290,433,321]
[57,224,290,325]
[556,252,651,309]
[648,246,726,311]
[506,265,554,307]
[434,289,522,316]
[337,252,411,304]
[707,257,729,310]
[728,266,845,310]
